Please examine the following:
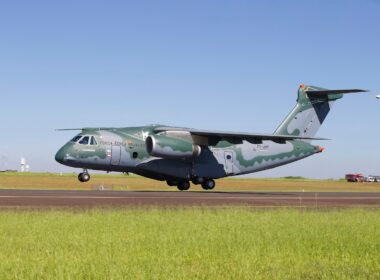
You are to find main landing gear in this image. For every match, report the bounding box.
[177,181,190,191]
[167,180,191,191]
[201,179,215,190]
[169,179,216,191]
[192,177,215,190]
[78,170,90,183]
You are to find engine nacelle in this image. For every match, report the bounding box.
[146,135,201,159]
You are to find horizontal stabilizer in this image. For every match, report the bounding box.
[305,89,368,95]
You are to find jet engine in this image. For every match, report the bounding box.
[145,135,201,159]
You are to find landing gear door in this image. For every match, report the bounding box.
[224,151,234,175]
[111,146,121,165]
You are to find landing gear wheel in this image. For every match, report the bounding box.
[177,181,190,191]
[78,173,84,182]
[201,179,215,190]
[78,172,90,183]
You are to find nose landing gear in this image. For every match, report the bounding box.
[78,170,90,183]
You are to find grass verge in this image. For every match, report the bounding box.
[0,208,379,279]
[0,172,380,192]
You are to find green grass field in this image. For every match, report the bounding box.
[0,208,379,279]
[1,172,380,192]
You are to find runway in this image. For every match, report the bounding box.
[0,189,380,208]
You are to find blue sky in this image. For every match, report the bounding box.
[0,0,379,178]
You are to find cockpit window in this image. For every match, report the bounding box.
[71,135,82,143]
[79,136,89,145]
[90,136,97,145]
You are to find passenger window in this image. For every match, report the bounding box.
[79,136,89,145]
[71,136,82,143]
[90,136,97,145]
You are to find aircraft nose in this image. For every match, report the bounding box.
[55,147,66,164]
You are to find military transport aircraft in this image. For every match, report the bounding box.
[55,85,367,191]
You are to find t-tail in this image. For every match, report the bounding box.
[274,84,367,141]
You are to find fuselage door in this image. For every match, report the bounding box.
[224,151,234,174]
[111,145,121,165]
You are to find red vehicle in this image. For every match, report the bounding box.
[345,174,364,182]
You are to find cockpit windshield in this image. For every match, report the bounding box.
[79,136,89,145]
[71,135,98,145]
[71,135,82,142]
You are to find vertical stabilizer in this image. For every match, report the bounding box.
[274,84,366,140]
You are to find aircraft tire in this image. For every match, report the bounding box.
[177,181,190,191]
[82,173,90,182]
[201,179,215,190]
[78,172,90,183]
[78,173,84,182]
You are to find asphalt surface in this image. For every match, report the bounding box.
[0,189,380,208]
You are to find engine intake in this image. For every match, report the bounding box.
[146,135,201,159]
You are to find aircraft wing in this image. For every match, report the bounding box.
[154,127,328,145]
